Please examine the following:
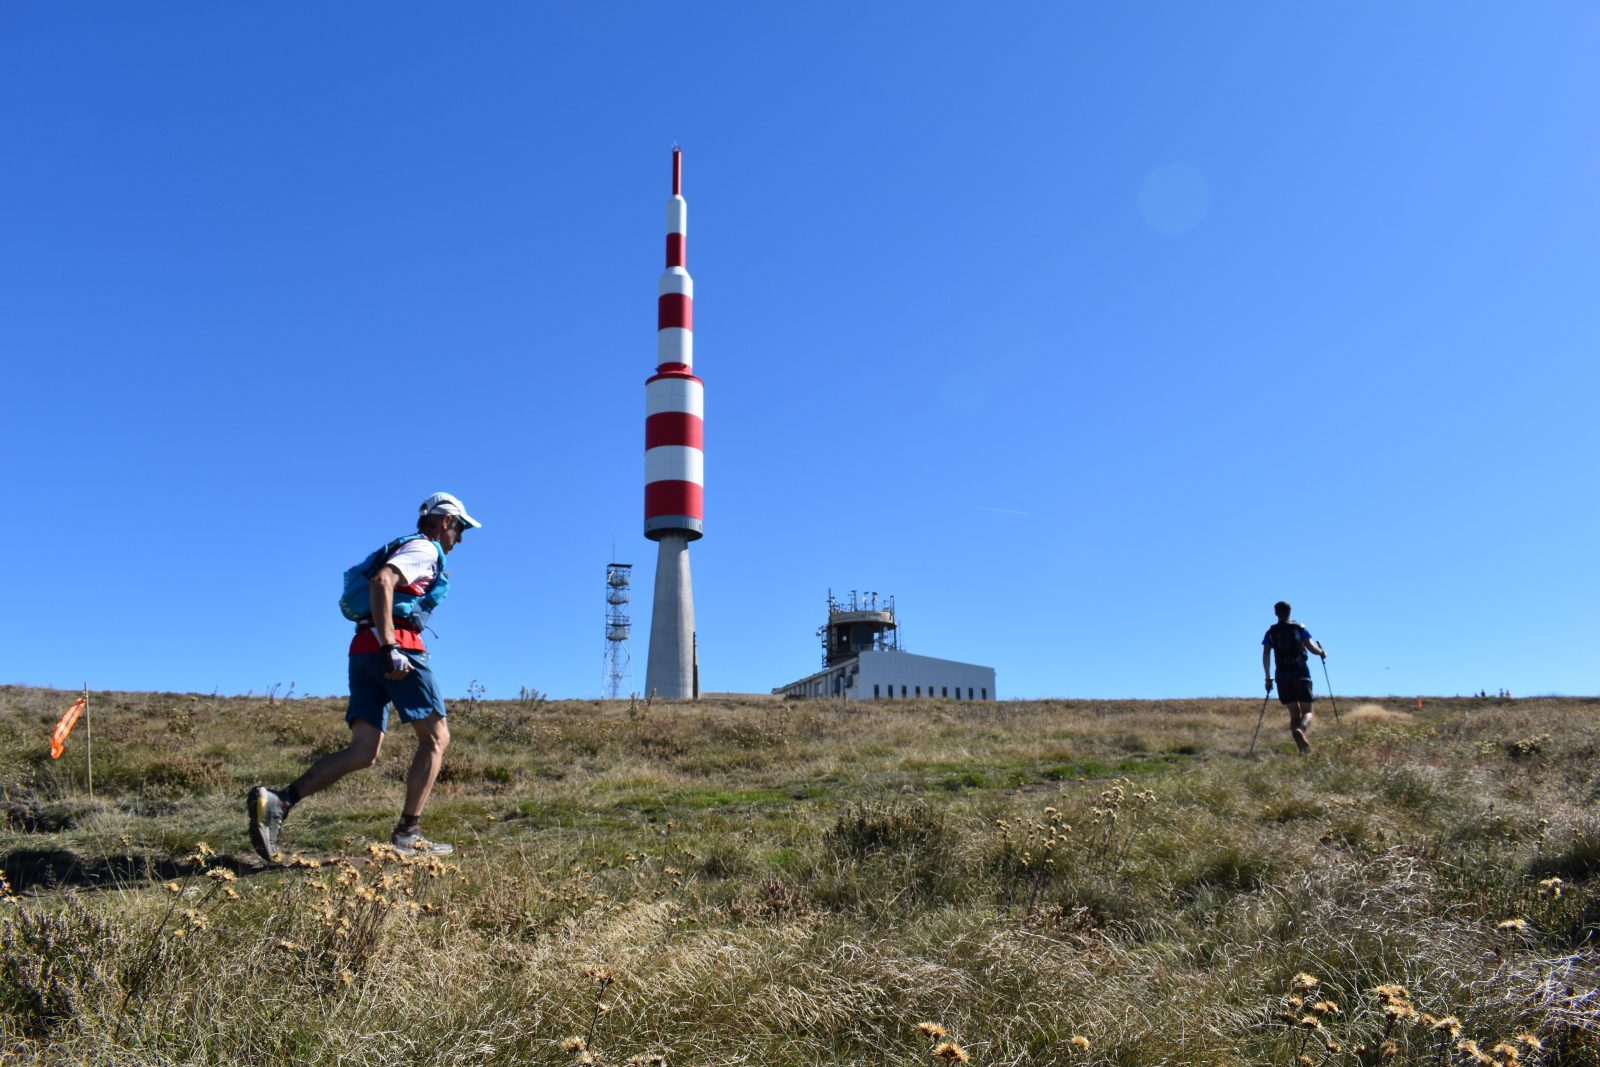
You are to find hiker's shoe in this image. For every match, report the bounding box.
[390,828,454,857]
[247,786,287,862]
[1292,728,1311,755]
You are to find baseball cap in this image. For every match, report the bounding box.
[419,492,482,529]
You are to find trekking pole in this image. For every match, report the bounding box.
[1248,691,1271,757]
[1320,656,1340,725]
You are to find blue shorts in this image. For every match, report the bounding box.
[347,651,447,732]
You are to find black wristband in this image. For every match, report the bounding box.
[381,642,398,652]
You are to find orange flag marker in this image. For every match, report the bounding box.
[50,697,87,760]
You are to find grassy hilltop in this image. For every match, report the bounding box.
[2,687,1599,1066]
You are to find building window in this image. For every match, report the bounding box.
[914,686,920,697]
[901,685,907,697]
[942,686,948,698]
[981,687,988,700]
[968,687,974,700]
[873,684,880,699]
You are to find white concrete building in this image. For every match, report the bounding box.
[775,649,996,702]
[773,591,997,702]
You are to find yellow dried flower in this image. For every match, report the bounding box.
[917,1023,947,1038]
[1491,1043,1520,1062]
[1312,1000,1340,1015]
[1291,972,1320,991]
[206,868,238,882]
[164,881,182,894]
[932,1042,970,1063]
[560,1036,587,1052]
[1496,918,1527,932]
[1298,1015,1324,1031]
[1514,1032,1542,1050]
[1433,1016,1463,1037]
[1379,1039,1398,1059]
[1298,1056,1314,1067]
[1070,1035,1090,1050]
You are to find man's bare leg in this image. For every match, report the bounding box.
[291,721,385,799]
[1289,703,1313,754]
[402,714,451,818]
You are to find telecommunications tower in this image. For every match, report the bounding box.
[604,562,633,699]
[643,147,703,699]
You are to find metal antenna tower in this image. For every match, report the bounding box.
[604,562,633,698]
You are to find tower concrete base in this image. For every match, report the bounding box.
[645,533,696,699]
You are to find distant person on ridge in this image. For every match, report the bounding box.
[1262,600,1326,755]
[247,492,482,861]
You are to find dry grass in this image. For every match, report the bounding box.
[2,686,1599,1064]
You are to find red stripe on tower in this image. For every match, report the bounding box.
[657,293,692,331]
[645,411,704,451]
[644,480,703,518]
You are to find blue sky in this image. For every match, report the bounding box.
[5,3,1596,701]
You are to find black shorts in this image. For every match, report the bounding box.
[1278,676,1314,705]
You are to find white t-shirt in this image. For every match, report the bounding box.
[386,538,442,595]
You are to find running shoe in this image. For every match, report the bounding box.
[247,786,287,862]
[390,827,454,857]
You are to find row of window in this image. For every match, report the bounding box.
[873,684,987,701]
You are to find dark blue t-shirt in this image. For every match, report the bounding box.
[1263,623,1313,680]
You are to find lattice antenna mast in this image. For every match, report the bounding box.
[604,561,633,698]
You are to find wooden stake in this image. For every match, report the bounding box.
[83,682,93,800]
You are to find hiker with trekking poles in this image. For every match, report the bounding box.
[1259,600,1327,755]
[247,492,482,862]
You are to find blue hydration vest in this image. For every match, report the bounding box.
[338,534,449,632]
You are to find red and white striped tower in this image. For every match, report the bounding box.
[644,147,703,699]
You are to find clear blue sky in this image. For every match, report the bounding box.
[5,4,1596,701]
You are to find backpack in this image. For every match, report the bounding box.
[1268,621,1308,669]
[339,534,449,632]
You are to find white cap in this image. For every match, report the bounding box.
[419,491,482,529]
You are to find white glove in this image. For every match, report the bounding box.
[386,647,413,675]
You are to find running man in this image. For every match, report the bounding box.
[248,492,482,860]
[1262,600,1327,754]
